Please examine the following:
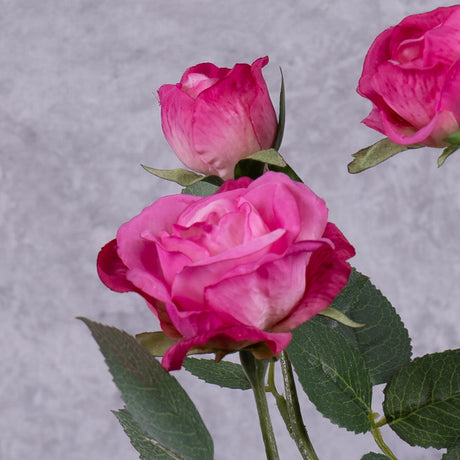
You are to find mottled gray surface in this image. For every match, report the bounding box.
[2,1,459,459]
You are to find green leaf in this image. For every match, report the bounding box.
[443,444,460,459]
[114,408,178,459]
[183,357,251,390]
[438,145,459,167]
[78,318,214,460]
[325,268,412,385]
[287,318,372,433]
[384,349,460,449]
[273,67,285,152]
[360,454,391,460]
[181,179,221,197]
[245,148,287,167]
[348,138,423,173]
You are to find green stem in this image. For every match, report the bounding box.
[240,351,280,460]
[279,352,319,460]
[370,414,398,460]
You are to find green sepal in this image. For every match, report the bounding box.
[181,180,221,197]
[287,318,372,434]
[323,268,412,385]
[142,164,223,188]
[233,148,288,180]
[136,331,213,357]
[245,148,287,167]
[317,306,365,328]
[443,129,460,144]
[183,357,251,390]
[78,318,214,460]
[268,161,303,182]
[348,137,423,173]
[142,165,203,185]
[438,145,459,167]
[273,67,285,152]
[384,349,460,449]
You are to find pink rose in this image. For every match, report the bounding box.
[358,6,460,147]
[158,57,278,180]
[97,172,355,371]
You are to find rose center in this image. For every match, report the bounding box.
[180,72,219,99]
[396,36,425,64]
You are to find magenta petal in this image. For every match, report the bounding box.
[358,26,394,100]
[205,249,312,330]
[273,223,355,332]
[97,239,134,293]
[246,57,278,149]
[161,326,292,371]
[371,62,445,129]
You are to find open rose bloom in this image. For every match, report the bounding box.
[97,172,355,370]
[158,57,278,180]
[358,5,460,147]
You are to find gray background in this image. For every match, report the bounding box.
[2,1,459,459]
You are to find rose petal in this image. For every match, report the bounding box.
[204,248,315,330]
[97,239,134,293]
[273,223,355,332]
[161,326,292,371]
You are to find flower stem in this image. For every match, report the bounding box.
[240,351,280,460]
[279,352,319,460]
[370,414,398,460]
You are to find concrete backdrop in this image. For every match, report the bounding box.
[2,1,459,459]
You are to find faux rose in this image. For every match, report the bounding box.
[358,5,460,147]
[97,172,355,371]
[158,56,278,180]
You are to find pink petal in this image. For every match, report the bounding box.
[171,228,286,305]
[116,194,198,271]
[273,223,355,332]
[158,84,214,174]
[204,248,314,330]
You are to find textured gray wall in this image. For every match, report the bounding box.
[2,1,459,459]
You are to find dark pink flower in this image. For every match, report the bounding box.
[97,172,355,370]
[158,57,278,179]
[358,6,460,146]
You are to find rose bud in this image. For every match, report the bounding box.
[358,5,460,147]
[158,57,278,179]
[97,172,355,371]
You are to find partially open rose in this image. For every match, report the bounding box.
[358,5,460,146]
[158,57,278,180]
[97,172,355,370]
